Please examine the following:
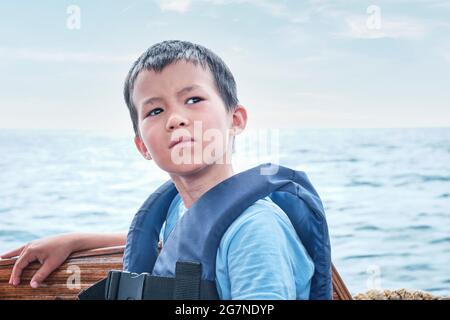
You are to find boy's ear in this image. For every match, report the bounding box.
[231,104,247,135]
[134,135,152,160]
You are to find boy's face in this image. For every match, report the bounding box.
[132,60,246,175]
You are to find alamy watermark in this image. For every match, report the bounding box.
[66,265,81,290]
[366,264,382,290]
[366,5,382,30]
[168,121,280,175]
[66,5,81,30]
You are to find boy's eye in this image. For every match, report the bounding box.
[186,97,203,105]
[145,97,202,118]
[146,108,163,117]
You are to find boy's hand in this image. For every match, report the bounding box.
[0,234,75,288]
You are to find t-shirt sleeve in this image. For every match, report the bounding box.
[217,206,313,300]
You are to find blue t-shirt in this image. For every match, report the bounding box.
[159,194,314,300]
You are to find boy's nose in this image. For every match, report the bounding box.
[166,114,190,131]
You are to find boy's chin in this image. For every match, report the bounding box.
[163,162,211,177]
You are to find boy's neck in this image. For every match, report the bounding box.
[169,163,234,209]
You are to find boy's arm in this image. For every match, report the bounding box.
[217,210,314,300]
[69,232,127,252]
[0,232,127,288]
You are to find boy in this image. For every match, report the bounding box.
[1,40,316,299]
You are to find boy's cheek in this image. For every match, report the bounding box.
[145,137,164,155]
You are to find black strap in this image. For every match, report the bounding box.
[78,264,219,300]
[173,261,201,300]
[78,277,107,300]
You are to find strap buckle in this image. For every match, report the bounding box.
[105,270,149,300]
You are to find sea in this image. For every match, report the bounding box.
[0,127,449,296]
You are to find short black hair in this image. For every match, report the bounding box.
[124,40,239,136]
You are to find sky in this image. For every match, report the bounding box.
[0,0,449,134]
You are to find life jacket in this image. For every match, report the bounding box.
[79,163,332,300]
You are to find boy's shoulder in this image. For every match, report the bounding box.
[220,196,299,248]
[238,196,292,227]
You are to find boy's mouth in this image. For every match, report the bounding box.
[168,136,195,149]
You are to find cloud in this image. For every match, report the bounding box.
[441,50,450,63]
[203,0,288,17]
[0,47,138,63]
[158,0,192,13]
[334,14,427,40]
[419,0,450,9]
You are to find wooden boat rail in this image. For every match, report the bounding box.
[0,245,352,300]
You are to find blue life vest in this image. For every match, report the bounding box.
[123,163,332,300]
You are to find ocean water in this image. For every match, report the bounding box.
[0,128,449,296]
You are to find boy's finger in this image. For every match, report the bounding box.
[1,245,26,259]
[9,253,37,286]
[30,260,59,288]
